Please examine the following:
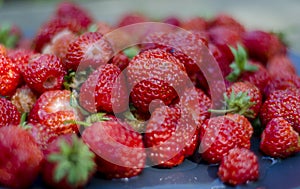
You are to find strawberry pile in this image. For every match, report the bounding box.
[1,1,300,188]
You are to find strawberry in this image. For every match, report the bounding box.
[266,54,297,78]
[79,64,128,113]
[0,54,22,97]
[33,18,82,52]
[127,48,188,112]
[42,134,96,189]
[116,12,149,27]
[208,13,246,34]
[260,88,300,133]
[22,54,67,94]
[162,16,181,27]
[218,148,259,186]
[242,30,286,63]
[0,97,20,127]
[108,51,130,71]
[260,117,300,158]
[263,74,300,97]
[0,126,43,188]
[82,120,146,179]
[88,21,113,35]
[55,1,93,29]
[199,116,251,164]
[7,48,34,73]
[180,16,207,31]
[28,90,81,135]
[0,44,6,55]
[10,85,37,114]
[64,32,113,71]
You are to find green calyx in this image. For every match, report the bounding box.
[0,23,20,48]
[123,110,146,133]
[226,44,258,82]
[123,46,140,59]
[209,91,256,119]
[48,135,96,187]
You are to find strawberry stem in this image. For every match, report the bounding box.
[85,113,110,124]
[226,44,258,82]
[64,120,91,127]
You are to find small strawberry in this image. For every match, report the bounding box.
[162,16,181,27]
[180,16,207,31]
[116,12,149,27]
[266,54,297,78]
[22,54,67,94]
[208,13,246,34]
[79,64,128,113]
[82,120,146,179]
[199,116,251,164]
[10,85,37,114]
[0,97,20,127]
[260,88,300,133]
[64,32,113,71]
[242,30,286,63]
[127,48,188,113]
[55,1,93,29]
[28,90,81,135]
[218,148,259,186]
[88,21,112,35]
[260,117,300,158]
[108,51,130,71]
[0,126,43,188]
[0,54,22,97]
[42,134,96,189]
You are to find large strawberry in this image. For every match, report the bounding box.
[42,134,96,189]
[22,54,67,94]
[127,48,188,113]
[266,54,297,78]
[0,54,22,97]
[0,97,20,127]
[64,32,113,71]
[82,119,146,179]
[260,88,300,133]
[180,16,207,31]
[218,148,259,186]
[264,74,300,97]
[28,90,81,135]
[0,126,43,188]
[7,48,34,74]
[260,117,300,158]
[79,64,128,113]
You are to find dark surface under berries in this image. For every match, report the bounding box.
[24,52,300,189]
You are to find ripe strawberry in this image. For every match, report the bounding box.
[22,54,67,94]
[260,117,300,158]
[79,64,128,113]
[28,90,81,135]
[89,21,113,35]
[266,54,297,78]
[33,18,82,52]
[7,48,34,73]
[180,16,207,31]
[0,54,22,97]
[116,12,149,27]
[108,51,130,71]
[242,30,286,63]
[55,1,93,29]
[0,126,43,188]
[208,13,246,34]
[64,32,113,71]
[11,85,37,114]
[162,16,181,27]
[199,116,251,164]
[260,88,300,133]
[42,134,96,189]
[82,120,146,179]
[225,81,262,119]
[264,74,300,97]
[218,148,259,186]
[0,97,20,127]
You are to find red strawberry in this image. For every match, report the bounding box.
[89,21,113,35]
[79,64,128,113]
[199,116,251,164]
[109,51,130,71]
[22,54,67,94]
[266,54,297,78]
[116,12,149,27]
[0,97,20,127]
[28,90,81,135]
[162,16,181,27]
[208,13,246,34]
[33,18,82,52]
[7,48,34,73]
[0,54,22,96]
[260,88,300,133]
[0,126,43,188]
[11,85,37,114]
[64,32,113,70]
[264,74,300,97]
[55,1,93,29]
[242,30,286,63]
[127,48,188,113]
[180,16,207,31]
[42,134,96,189]
[0,44,7,55]
[82,120,146,179]
[260,117,300,158]
[218,148,259,186]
